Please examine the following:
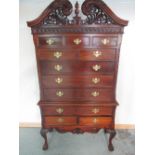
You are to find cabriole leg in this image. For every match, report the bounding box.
[106,129,116,151]
[40,128,49,150]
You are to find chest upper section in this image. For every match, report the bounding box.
[27,0,128,35]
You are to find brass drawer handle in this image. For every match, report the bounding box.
[93,51,102,57]
[93,118,98,123]
[46,38,55,45]
[92,108,100,114]
[92,77,100,84]
[73,38,82,45]
[91,91,100,97]
[56,108,64,114]
[57,118,64,123]
[56,91,64,97]
[92,64,101,71]
[55,77,63,84]
[54,51,62,59]
[101,38,110,45]
[54,64,63,72]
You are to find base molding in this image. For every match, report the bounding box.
[19,122,134,129]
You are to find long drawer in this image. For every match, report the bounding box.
[39,61,115,75]
[41,105,114,116]
[42,75,114,88]
[37,49,115,61]
[43,88,114,101]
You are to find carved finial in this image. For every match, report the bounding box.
[73,1,81,24]
[75,1,80,17]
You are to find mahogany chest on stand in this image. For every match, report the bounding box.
[27,0,128,151]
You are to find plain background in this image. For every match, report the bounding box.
[0,0,155,155]
[19,0,135,124]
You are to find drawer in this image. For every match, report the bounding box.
[79,49,116,61]
[37,49,77,60]
[92,36,118,47]
[43,88,114,102]
[77,106,114,116]
[44,116,77,126]
[42,106,76,115]
[79,117,112,126]
[38,36,63,48]
[66,36,90,47]
[42,75,113,88]
[39,61,115,75]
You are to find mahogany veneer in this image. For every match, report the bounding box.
[27,0,128,152]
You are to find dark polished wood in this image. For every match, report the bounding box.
[27,0,128,152]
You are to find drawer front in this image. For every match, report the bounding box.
[44,116,77,126]
[42,106,76,115]
[42,75,113,88]
[38,36,63,48]
[92,36,118,47]
[66,36,90,47]
[77,106,113,116]
[79,117,112,126]
[37,49,77,60]
[79,49,115,61]
[43,89,114,102]
[39,61,115,75]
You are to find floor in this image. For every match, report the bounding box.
[19,128,135,155]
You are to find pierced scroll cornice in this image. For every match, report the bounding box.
[27,0,128,27]
[81,0,128,26]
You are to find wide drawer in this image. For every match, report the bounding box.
[44,116,77,126]
[43,88,114,101]
[41,105,114,116]
[79,117,112,126]
[42,75,113,88]
[39,61,115,75]
[79,49,116,61]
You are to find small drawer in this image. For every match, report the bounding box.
[66,36,90,47]
[79,49,116,61]
[44,116,77,126]
[42,106,76,115]
[77,106,114,116]
[92,36,118,47]
[37,49,77,60]
[38,36,63,48]
[79,117,112,126]
[42,75,113,88]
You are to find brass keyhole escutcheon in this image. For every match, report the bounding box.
[92,77,100,84]
[101,38,110,45]
[54,51,62,59]
[91,91,100,97]
[55,77,63,84]
[93,51,102,57]
[92,108,100,114]
[56,91,64,97]
[92,65,101,71]
[46,38,55,45]
[57,118,64,123]
[54,64,63,72]
[73,38,82,45]
[56,108,64,114]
